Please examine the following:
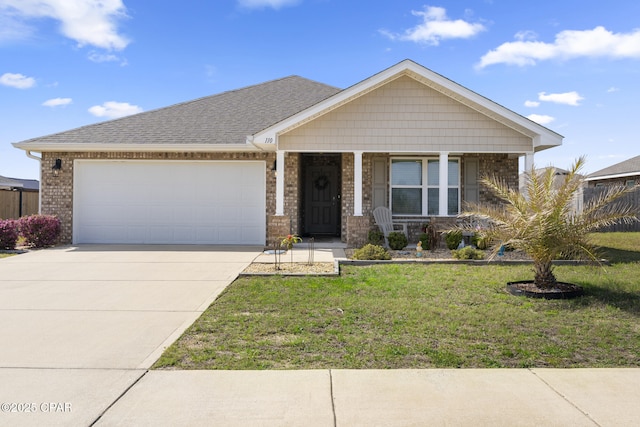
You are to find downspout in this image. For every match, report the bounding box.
[25,151,42,214]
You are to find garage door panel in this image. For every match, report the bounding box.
[74,161,266,244]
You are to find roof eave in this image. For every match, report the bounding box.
[12,142,262,153]
[585,171,640,181]
[533,134,563,153]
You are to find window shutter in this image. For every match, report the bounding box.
[372,158,388,209]
[464,158,479,204]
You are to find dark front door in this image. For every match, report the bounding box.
[303,155,341,236]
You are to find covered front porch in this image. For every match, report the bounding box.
[266,150,532,247]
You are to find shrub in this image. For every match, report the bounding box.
[445,230,463,250]
[18,215,61,248]
[0,219,19,250]
[352,244,391,260]
[452,246,485,260]
[421,222,440,250]
[367,229,385,246]
[472,233,491,250]
[418,233,430,250]
[387,231,408,250]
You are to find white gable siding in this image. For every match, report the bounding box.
[278,76,532,153]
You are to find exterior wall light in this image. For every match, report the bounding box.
[52,158,62,176]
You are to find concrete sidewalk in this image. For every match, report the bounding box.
[95,368,640,426]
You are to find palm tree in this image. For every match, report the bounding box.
[460,156,638,289]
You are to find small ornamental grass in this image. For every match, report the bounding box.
[352,244,391,260]
[451,246,485,260]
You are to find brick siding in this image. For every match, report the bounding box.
[41,151,517,246]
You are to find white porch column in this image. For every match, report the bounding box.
[522,152,535,199]
[524,152,534,173]
[275,150,285,216]
[353,151,363,216]
[439,152,449,216]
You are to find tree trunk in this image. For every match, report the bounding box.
[534,261,557,288]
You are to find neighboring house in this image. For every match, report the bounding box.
[584,155,640,188]
[519,167,572,193]
[583,155,640,232]
[12,60,562,246]
[0,175,40,219]
[519,167,584,214]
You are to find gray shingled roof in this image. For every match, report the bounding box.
[588,155,640,179]
[16,76,341,146]
[0,175,39,190]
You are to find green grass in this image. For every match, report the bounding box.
[154,232,640,370]
[0,253,16,259]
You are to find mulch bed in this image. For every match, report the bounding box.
[241,248,531,275]
[506,281,584,299]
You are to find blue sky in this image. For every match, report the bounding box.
[2,0,639,180]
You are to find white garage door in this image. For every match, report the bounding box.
[73,160,266,244]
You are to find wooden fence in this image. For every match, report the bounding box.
[582,187,640,232]
[0,190,39,220]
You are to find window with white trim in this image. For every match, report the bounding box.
[390,158,459,216]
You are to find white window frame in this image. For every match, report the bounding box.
[390,157,460,216]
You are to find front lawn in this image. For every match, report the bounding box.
[154,232,640,370]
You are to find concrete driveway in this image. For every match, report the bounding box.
[0,245,260,427]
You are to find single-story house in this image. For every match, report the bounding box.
[12,60,562,246]
[519,167,573,193]
[584,155,640,188]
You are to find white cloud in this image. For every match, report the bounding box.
[478,26,640,68]
[88,101,142,119]
[88,51,118,62]
[237,0,299,9]
[527,114,555,125]
[524,100,540,107]
[607,87,619,93]
[0,13,34,42]
[380,6,486,46]
[0,72,35,88]
[538,91,584,106]
[0,0,130,50]
[42,97,72,107]
[514,30,537,41]
[87,50,127,65]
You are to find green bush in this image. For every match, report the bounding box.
[472,233,491,250]
[352,244,391,260]
[445,230,463,250]
[387,231,408,250]
[367,229,385,246]
[452,246,485,260]
[418,233,430,250]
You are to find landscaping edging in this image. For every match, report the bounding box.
[506,281,585,299]
[339,259,609,267]
[239,258,609,276]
